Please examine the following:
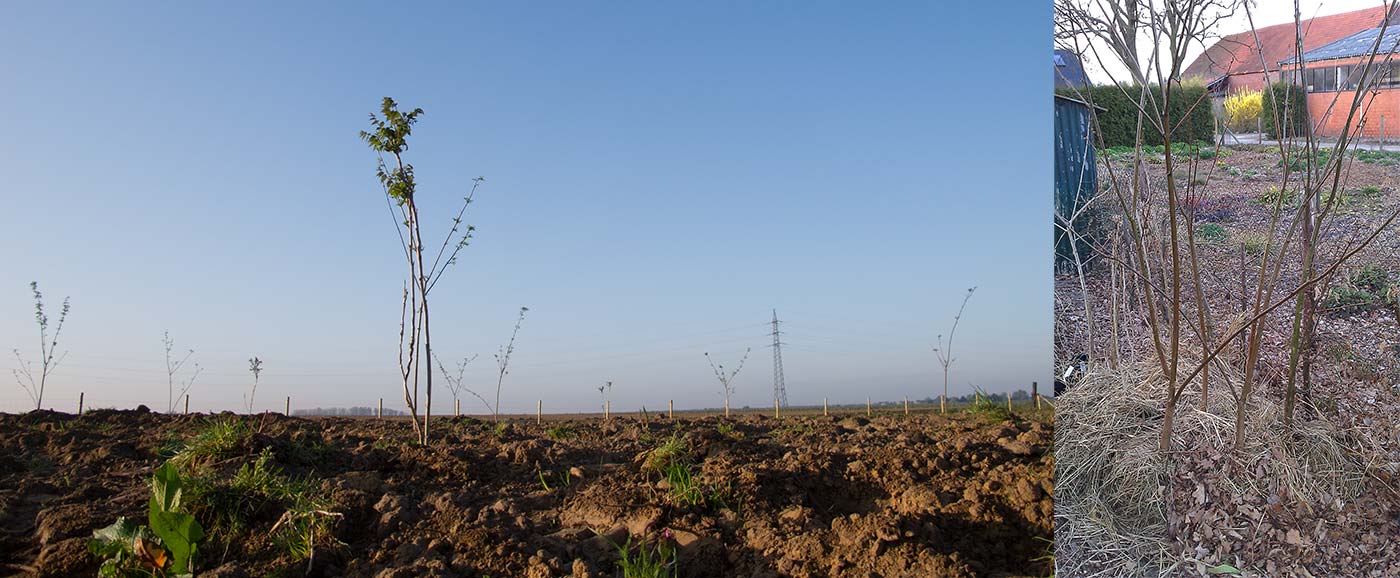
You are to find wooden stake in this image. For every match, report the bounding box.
[823,397,828,416]
[78,392,84,415]
[904,396,909,416]
[774,399,779,419]
[605,400,611,420]
[669,399,674,419]
[1033,381,1040,410]
[537,399,542,425]
[866,397,871,417]
[285,396,290,416]
[378,398,383,419]
[1007,392,1013,413]
[184,394,190,416]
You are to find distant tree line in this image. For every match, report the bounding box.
[913,389,1032,405]
[293,406,404,417]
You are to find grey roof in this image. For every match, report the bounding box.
[1054,49,1089,88]
[1280,26,1400,64]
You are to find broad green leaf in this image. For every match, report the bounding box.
[1207,564,1242,575]
[150,510,203,574]
[150,462,184,513]
[91,516,142,545]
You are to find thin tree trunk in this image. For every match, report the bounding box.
[1159,93,1184,454]
[422,298,433,445]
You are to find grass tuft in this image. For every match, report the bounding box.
[168,417,251,473]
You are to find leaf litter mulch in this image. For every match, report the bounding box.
[1055,146,1400,577]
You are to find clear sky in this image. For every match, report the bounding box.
[1,1,1051,414]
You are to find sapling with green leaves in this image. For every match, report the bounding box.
[932,287,976,414]
[490,306,529,422]
[245,357,263,414]
[163,332,201,414]
[361,96,485,445]
[705,348,750,418]
[11,282,70,411]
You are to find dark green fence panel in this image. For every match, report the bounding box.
[1054,95,1097,273]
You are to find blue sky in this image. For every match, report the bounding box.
[0,1,1051,414]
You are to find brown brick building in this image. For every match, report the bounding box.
[1183,6,1392,94]
[1280,26,1400,138]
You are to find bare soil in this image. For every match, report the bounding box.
[0,407,1053,578]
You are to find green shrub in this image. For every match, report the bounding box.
[1058,84,1215,147]
[1197,223,1228,242]
[1351,264,1391,293]
[1260,82,1309,139]
[966,392,1012,421]
[1354,149,1400,164]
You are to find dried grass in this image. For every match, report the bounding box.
[1055,360,1370,577]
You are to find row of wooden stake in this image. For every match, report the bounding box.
[68,382,1043,418]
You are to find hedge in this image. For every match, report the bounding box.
[1260,82,1309,139]
[1056,84,1215,147]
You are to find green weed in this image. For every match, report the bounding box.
[546,425,576,440]
[1323,264,1396,314]
[775,422,813,437]
[611,535,676,578]
[89,463,205,577]
[1253,186,1297,207]
[185,448,341,563]
[1238,230,1269,257]
[1196,223,1228,242]
[168,417,251,474]
[537,467,573,492]
[641,435,690,474]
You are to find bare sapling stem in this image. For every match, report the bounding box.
[705,348,750,419]
[492,307,529,423]
[933,287,977,414]
[433,352,487,416]
[597,381,612,419]
[11,282,70,412]
[162,331,200,414]
[246,357,263,414]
